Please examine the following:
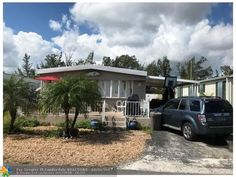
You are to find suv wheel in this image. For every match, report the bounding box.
[182,122,196,141]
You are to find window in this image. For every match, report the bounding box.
[104,80,111,97]
[205,100,232,113]
[112,80,119,97]
[126,81,132,97]
[98,81,105,97]
[164,100,180,110]
[179,99,187,110]
[189,100,200,112]
[120,81,126,97]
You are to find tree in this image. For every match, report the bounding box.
[16,53,35,78]
[3,75,35,133]
[84,51,96,64]
[39,76,101,137]
[145,61,158,76]
[64,51,73,66]
[102,56,113,66]
[177,56,213,80]
[70,77,101,129]
[38,53,65,69]
[156,56,172,76]
[220,65,233,76]
[102,55,144,70]
[146,56,172,76]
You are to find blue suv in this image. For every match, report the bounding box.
[155,96,233,140]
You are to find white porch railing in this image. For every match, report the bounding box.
[40,100,149,128]
[116,100,150,118]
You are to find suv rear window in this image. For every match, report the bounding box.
[204,99,232,113]
[189,100,200,112]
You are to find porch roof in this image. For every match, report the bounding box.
[147,76,199,87]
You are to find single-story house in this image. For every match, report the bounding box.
[36,65,233,127]
[36,64,198,107]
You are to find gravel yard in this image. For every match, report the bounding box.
[3,126,150,166]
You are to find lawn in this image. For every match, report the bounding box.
[4,126,151,166]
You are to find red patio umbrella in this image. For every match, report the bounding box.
[35,76,60,81]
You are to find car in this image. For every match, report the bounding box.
[154,96,233,140]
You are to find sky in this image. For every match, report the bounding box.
[3,2,233,74]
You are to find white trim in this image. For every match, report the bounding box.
[37,64,147,77]
[200,75,233,83]
[118,80,120,98]
[132,80,134,95]
[147,75,199,84]
[110,80,112,98]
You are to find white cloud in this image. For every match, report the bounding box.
[70,3,212,47]
[3,24,59,73]
[3,3,233,74]
[49,19,62,31]
[67,3,232,70]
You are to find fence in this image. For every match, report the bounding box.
[116,100,150,118]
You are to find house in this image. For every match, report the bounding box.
[36,65,233,127]
[175,75,233,104]
[37,64,198,107]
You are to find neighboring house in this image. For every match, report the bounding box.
[175,75,233,104]
[199,75,233,104]
[3,73,40,89]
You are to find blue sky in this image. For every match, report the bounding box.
[4,3,233,41]
[3,3,233,73]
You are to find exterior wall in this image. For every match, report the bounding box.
[40,69,146,101]
[204,81,216,96]
[198,77,233,104]
[182,86,189,96]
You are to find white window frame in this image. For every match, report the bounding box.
[100,80,134,99]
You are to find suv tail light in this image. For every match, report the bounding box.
[197,114,206,125]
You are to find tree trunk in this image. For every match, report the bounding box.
[9,109,17,133]
[71,107,79,129]
[64,109,70,138]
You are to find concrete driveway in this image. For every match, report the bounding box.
[118,129,233,175]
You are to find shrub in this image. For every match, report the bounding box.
[43,129,64,138]
[76,120,92,129]
[15,117,40,127]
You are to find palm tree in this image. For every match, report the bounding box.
[70,77,101,129]
[3,75,34,133]
[39,76,101,137]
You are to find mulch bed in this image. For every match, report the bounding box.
[4,126,150,166]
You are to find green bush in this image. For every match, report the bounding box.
[43,129,64,138]
[76,120,92,129]
[15,117,40,127]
